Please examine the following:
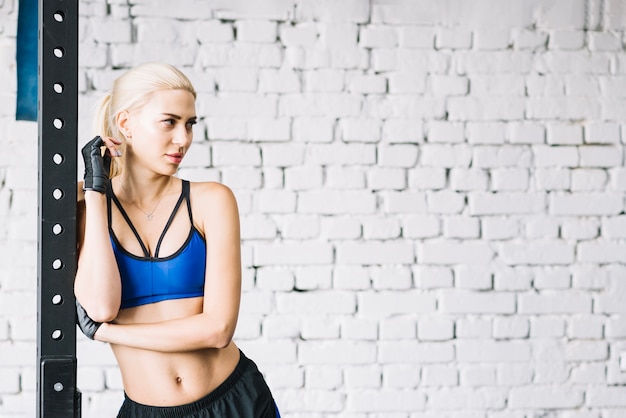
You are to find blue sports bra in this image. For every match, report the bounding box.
[107,180,206,309]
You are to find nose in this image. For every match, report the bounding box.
[173,125,192,146]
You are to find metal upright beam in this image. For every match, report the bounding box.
[37,0,80,416]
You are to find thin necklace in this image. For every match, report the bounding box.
[119,179,172,221]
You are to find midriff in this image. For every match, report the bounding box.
[111,297,240,406]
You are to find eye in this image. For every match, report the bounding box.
[186,120,197,130]
[162,119,175,126]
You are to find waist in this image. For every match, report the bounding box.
[113,342,241,407]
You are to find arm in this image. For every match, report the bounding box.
[75,188,122,322]
[74,137,123,323]
[94,182,242,352]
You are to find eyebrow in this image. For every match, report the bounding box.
[161,113,197,121]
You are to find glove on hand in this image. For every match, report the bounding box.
[82,136,111,194]
[75,299,102,340]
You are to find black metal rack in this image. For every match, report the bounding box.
[37,0,80,416]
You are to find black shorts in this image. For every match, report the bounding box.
[117,350,280,418]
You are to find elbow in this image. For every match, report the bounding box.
[209,323,234,349]
[78,299,119,323]
[90,308,118,324]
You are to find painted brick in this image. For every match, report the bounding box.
[498,240,575,265]
[379,341,455,364]
[347,74,387,94]
[299,341,376,365]
[254,242,333,266]
[457,341,531,363]
[325,166,366,189]
[491,168,530,191]
[276,291,354,314]
[532,145,579,167]
[358,291,436,315]
[388,72,427,94]
[442,217,480,239]
[587,387,626,407]
[426,191,466,214]
[468,192,546,215]
[379,316,416,340]
[307,143,376,165]
[362,218,402,241]
[474,28,511,50]
[347,389,426,412]
[579,145,624,167]
[301,316,340,340]
[418,317,455,341]
[466,122,506,144]
[493,317,530,339]
[304,69,344,92]
[344,365,382,389]
[518,293,592,314]
[472,74,525,96]
[383,364,420,388]
[549,193,623,215]
[292,117,334,143]
[455,265,493,289]
[294,266,333,290]
[422,365,459,386]
[255,189,296,213]
[459,365,497,386]
[320,217,362,240]
[235,20,277,43]
[367,167,406,190]
[427,387,507,409]
[456,318,492,339]
[333,266,370,290]
[440,291,515,314]
[571,169,608,191]
[585,121,621,144]
[509,387,584,409]
[259,69,301,93]
[408,168,447,190]
[299,191,377,214]
[482,217,520,240]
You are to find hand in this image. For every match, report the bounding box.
[82,136,119,194]
[75,299,102,340]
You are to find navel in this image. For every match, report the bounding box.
[176,376,182,385]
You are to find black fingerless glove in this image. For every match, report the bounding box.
[82,136,111,194]
[75,299,102,340]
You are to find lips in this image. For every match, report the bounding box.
[166,152,184,164]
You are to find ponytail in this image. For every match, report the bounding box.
[92,92,124,177]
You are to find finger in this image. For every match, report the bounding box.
[103,136,122,145]
[102,137,122,157]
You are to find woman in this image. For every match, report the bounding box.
[74,62,280,417]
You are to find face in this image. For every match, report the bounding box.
[120,89,197,175]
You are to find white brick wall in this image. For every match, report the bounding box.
[2,0,626,416]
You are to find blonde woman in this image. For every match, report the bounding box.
[75,63,280,417]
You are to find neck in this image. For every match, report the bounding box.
[116,173,174,206]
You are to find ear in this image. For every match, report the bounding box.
[116,110,132,139]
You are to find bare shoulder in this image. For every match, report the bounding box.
[188,181,239,219]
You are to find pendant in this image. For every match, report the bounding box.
[147,214,153,221]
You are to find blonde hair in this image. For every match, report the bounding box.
[92,62,197,177]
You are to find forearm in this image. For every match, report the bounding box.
[96,313,234,352]
[75,191,121,321]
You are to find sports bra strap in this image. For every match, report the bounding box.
[183,180,193,225]
[154,183,186,258]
